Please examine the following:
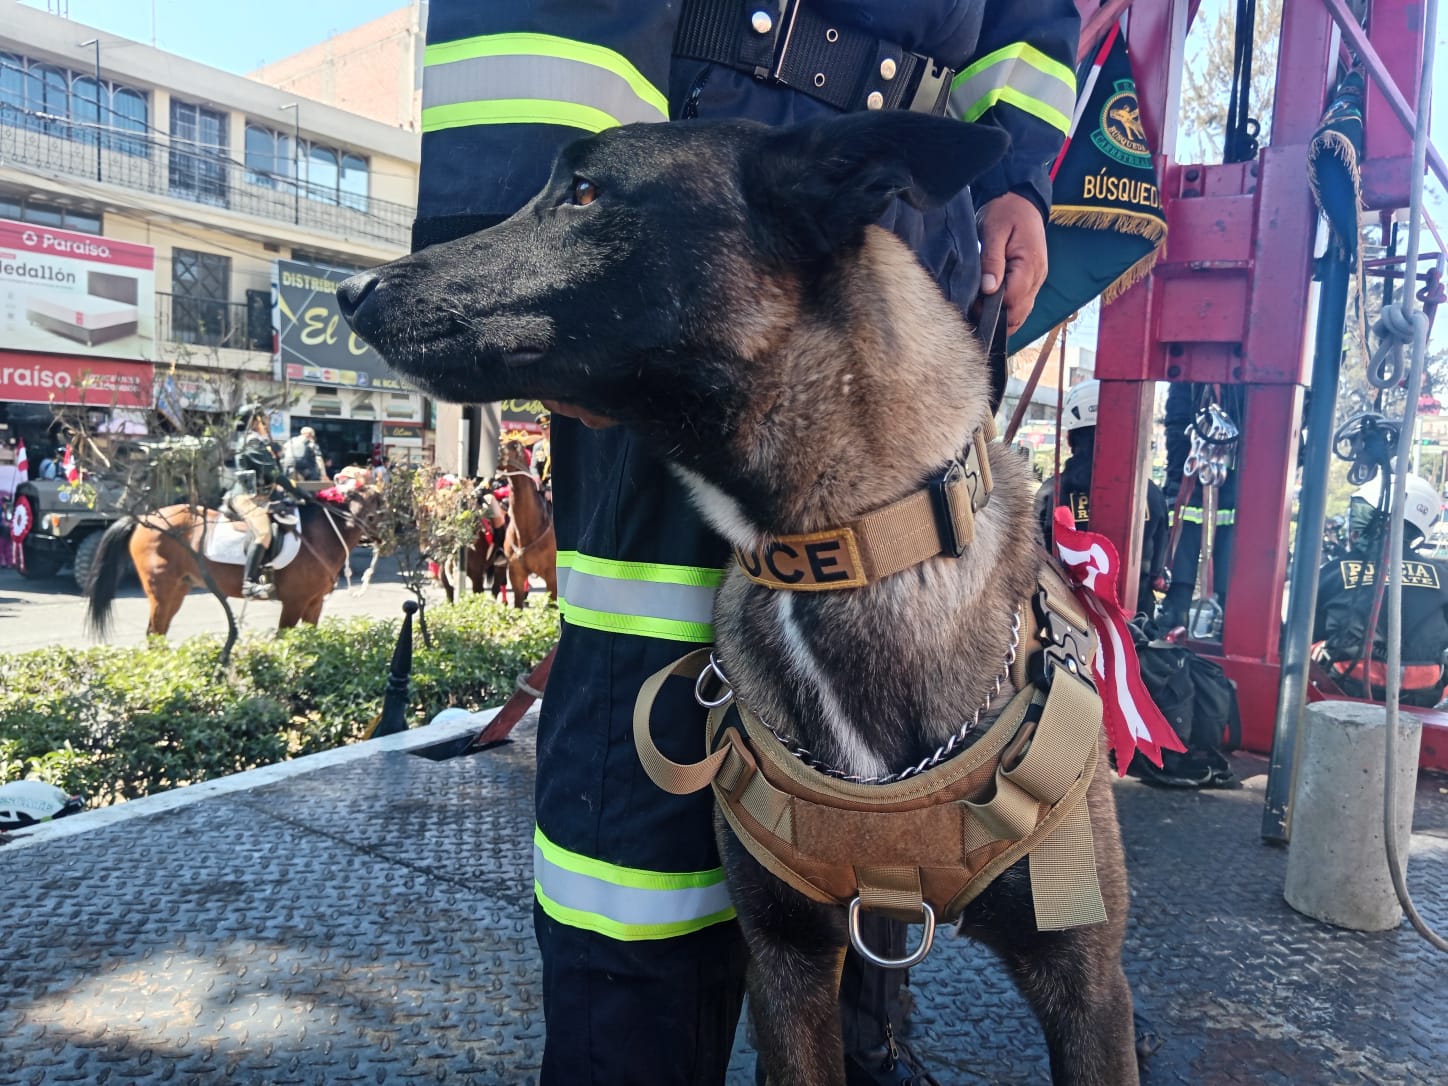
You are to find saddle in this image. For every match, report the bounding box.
[222,497,300,562]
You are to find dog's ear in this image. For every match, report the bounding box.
[744,112,1011,259]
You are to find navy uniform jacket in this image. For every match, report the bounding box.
[1314,550,1448,668]
[416,0,1079,941]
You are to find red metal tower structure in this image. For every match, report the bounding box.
[1086,1,1440,769]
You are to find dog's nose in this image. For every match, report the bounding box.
[336,271,379,322]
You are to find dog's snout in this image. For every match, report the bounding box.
[336,271,380,322]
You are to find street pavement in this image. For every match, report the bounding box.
[0,549,435,652]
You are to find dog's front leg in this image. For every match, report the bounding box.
[719,825,849,1086]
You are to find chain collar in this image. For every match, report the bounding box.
[698,610,1021,786]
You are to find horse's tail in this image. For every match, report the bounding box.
[86,515,140,638]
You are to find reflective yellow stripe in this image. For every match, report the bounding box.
[534,826,736,941]
[559,600,715,643]
[950,42,1075,133]
[422,98,624,135]
[558,550,725,588]
[535,826,726,890]
[424,32,668,117]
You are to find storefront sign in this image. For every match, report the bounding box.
[501,397,548,435]
[273,259,407,390]
[0,352,151,408]
[0,219,156,361]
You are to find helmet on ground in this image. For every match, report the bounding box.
[0,780,85,830]
[1063,379,1099,432]
[1351,472,1441,542]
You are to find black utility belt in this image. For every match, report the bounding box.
[675,0,955,116]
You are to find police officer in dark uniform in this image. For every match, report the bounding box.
[1036,378,1168,614]
[229,404,283,600]
[1313,473,1448,706]
[412,3,1078,1082]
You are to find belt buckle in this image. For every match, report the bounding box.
[1034,587,1096,691]
[768,0,803,83]
[929,459,967,558]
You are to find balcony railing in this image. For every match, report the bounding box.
[156,291,270,353]
[1,105,413,248]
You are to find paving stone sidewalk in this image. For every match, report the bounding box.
[1,724,1444,1085]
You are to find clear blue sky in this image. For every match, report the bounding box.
[20,0,406,73]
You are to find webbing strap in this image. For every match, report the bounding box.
[633,649,732,795]
[733,426,994,590]
[856,866,926,923]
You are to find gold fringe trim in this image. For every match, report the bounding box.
[1100,246,1164,304]
[1048,205,1167,244]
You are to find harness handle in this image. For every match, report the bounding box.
[633,649,733,795]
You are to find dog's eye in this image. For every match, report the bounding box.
[569,178,598,206]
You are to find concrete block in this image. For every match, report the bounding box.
[1284,701,1421,931]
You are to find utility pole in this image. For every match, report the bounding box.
[279,102,300,224]
[78,38,101,182]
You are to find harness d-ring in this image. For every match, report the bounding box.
[847,897,936,970]
[694,652,734,709]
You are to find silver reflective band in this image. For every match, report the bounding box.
[534,845,735,932]
[423,53,667,127]
[557,564,717,626]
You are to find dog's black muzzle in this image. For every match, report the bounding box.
[336,271,381,340]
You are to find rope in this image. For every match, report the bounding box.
[1378,0,1448,955]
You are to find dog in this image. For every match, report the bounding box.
[339,111,1138,1086]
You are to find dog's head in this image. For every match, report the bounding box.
[341,113,1006,431]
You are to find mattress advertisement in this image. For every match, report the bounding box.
[272,259,408,391]
[0,218,156,361]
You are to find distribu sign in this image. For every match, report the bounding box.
[0,218,156,361]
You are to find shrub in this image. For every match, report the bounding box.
[0,597,557,807]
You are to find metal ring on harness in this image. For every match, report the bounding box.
[694,652,735,709]
[848,897,935,970]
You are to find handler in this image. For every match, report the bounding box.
[412,3,1078,1082]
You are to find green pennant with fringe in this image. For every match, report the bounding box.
[1011,24,1167,351]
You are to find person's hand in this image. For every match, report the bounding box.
[977,192,1048,335]
[542,399,618,429]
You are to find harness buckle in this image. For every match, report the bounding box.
[1034,587,1096,691]
[928,459,968,558]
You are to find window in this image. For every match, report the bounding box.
[111,88,147,156]
[305,144,338,204]
[0,193,101,233]
[170,248,232,347]
[0,51,149,155]
[169,100,228,207]
[244,123,292,187]
[340,153,368,211]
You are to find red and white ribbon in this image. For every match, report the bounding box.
[1052,507,1183,771]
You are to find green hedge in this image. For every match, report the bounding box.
[0,597,558,807]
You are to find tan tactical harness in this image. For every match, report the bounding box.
[634,562,1109,964]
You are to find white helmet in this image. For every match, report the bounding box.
[1063,379,1099,432]
[0,780,84,830]
[1352,472,1441,540]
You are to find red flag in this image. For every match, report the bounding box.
[1052,507,1185,771]
[62,445,79,483]
[15,439,27,477]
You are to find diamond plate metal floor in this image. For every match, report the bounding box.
[1,723,1445,1085]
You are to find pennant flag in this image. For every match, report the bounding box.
[15,439,27,478]
[62,445,79,483]
[1011,18,1168,350]
[1052,506,1185,771]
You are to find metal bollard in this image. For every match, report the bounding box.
[374,599,420,737]
[1283,702,1421,931]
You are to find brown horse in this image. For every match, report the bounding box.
[440,508,510,603]
[497,438,557,608]
[85,486,382,636]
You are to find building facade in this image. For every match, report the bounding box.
[0,0,424,478]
